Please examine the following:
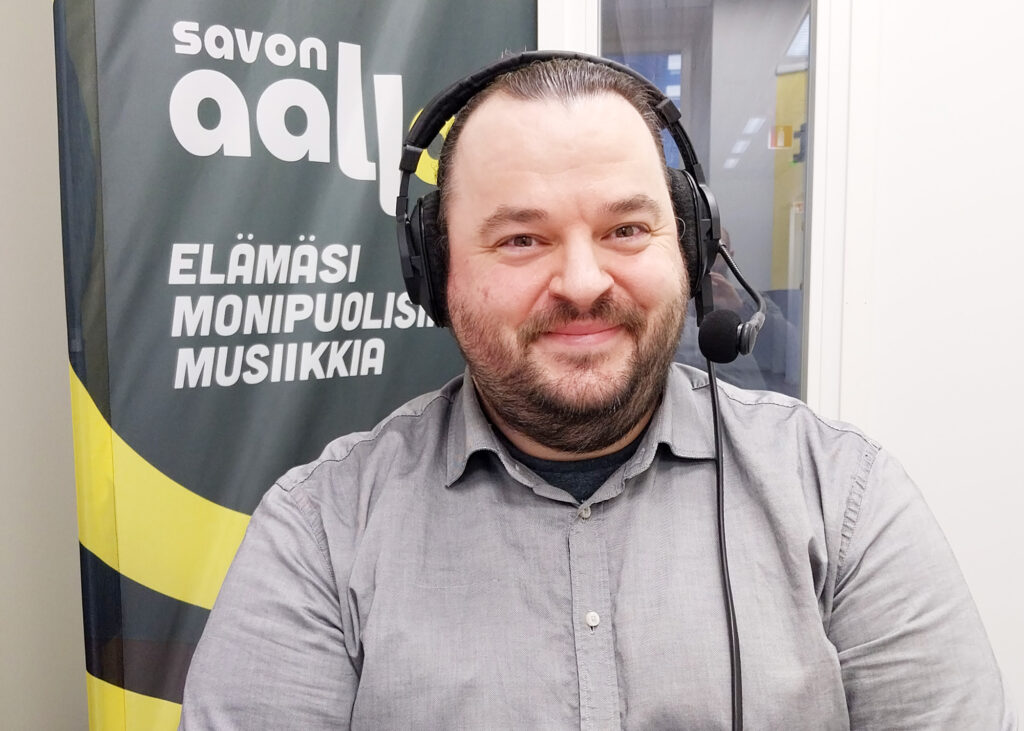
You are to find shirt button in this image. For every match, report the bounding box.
[579,505,592,520]
[585,611,600,628]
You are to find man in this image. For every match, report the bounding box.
[181,57,1014,729]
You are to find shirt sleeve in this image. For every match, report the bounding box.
[828,447,1017,730]
[179,483,358,730]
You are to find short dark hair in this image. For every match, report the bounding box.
[430,58,672,320]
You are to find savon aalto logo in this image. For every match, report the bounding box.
[169,21,428,214]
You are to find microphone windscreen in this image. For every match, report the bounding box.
[698,309,742,364]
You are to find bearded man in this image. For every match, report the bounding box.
[180,56,1013,730]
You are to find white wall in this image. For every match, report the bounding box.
[809,0,1024,704]
[0,1,88,728]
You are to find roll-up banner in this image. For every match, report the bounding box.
[53,0,536,726]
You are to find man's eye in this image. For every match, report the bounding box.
[612,224,646,238]
[503,235,537,248]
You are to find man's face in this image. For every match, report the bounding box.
[444,91,688,455]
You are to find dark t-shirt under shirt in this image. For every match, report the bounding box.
[496,428,644,503]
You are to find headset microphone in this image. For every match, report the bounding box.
[698,246,767,364]
[699,309,744,363]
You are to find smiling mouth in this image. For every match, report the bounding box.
[517,294,646,349]
[541,323,624,347]
[550,320,618,336]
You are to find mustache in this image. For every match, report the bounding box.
[516,293,647,348]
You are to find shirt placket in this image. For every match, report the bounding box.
[569,503,621,730]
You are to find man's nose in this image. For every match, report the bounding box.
[548,237,613,309]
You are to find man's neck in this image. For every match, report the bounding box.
[474,384,655,462]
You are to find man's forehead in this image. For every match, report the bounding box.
[440,90,672,236]
[448,91,664,183]
[458,89,649,139]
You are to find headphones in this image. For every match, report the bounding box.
[395,50,724,330]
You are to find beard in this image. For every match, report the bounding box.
[448,288,687,454]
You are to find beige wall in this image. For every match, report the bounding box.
[0,0,88,727]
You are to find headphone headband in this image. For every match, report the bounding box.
[395,50,723,328]
[398,50,707,187]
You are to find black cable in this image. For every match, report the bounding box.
[706,360,743,730]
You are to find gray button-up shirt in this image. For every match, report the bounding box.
[181,365,1015,729]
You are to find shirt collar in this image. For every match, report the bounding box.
[645,363,717,461]
[445,369,503,486]
[444,363,716,486]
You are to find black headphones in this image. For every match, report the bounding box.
[395,50,724,329]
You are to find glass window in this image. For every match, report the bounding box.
[602,0,810,398]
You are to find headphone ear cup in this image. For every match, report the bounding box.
[667,168,702,298]
[414,190,448,326]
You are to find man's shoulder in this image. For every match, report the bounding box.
[670,362,880,454]
[273,373,464,498]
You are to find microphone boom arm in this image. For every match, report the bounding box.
[715,245,766,357]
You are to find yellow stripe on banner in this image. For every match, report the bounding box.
[70,366,250,609]
[70,368,121,572]
[86,672,182,731]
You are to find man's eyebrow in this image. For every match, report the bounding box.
[604,194,663,217]
[476,195,662,238]
[478,205,548,238]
